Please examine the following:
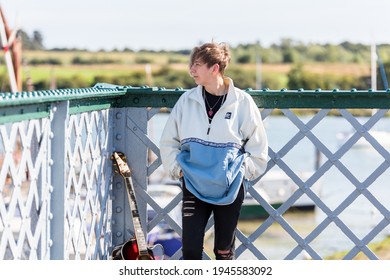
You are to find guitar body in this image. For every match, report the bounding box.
[111,238,155,260]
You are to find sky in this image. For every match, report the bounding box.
[0,0,389,51]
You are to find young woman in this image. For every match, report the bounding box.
[159,42,268,260]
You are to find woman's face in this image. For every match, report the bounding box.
[189,59,213,86]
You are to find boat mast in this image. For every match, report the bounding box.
[0,6,20,93]
[255,40,262,90]
[371,42,377,91]
[377,48,389,90]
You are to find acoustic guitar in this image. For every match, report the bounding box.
[111,151,158,260]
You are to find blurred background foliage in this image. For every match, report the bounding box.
[1,30,389,92]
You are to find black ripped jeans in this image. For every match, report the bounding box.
[181,181,245,260]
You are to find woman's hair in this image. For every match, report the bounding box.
[189,42,231,74]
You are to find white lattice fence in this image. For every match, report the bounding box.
[0,106,113,260]
[63,110,112,260]
[0,118,51,259]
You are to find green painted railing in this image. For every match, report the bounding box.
[122,87,390,109]
[2,83,390,115]
[1,83,390,260]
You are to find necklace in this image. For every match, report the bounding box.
[203,87,227,118]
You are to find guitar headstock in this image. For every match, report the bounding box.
[111,151,131,177]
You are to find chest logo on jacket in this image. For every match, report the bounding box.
[225,112,232,119]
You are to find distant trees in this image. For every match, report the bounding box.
[232,39,382,64]
[8,30,390,91]
[18,30,390,67]
[20,30,45,50]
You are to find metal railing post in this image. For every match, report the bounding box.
[111,107,148,248]
[49,101,69,259]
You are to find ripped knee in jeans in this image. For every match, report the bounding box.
[182,195,196,217]
[214,246,235,260]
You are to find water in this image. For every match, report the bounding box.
[149,112,390,259]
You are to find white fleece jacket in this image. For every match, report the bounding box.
[159,77,268,202]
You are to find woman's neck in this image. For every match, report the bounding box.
[203,77,226,96]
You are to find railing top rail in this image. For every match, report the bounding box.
[122,87,390,109]
[0,83,127,108]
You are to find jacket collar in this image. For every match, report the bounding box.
[188,77,239,106]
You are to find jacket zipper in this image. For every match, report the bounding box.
[205,93,228,135]
[206,105,224,135]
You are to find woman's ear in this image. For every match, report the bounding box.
[212,64,220,74]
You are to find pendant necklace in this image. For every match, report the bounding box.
[203,87,226,118]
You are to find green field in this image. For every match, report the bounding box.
[0,50,372,91]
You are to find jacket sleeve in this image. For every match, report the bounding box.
[159,103,182,180]
[242,97,269,181]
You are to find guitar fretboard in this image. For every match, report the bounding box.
[125,177,149,256]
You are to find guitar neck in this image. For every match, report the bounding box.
[124,176,149,255]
